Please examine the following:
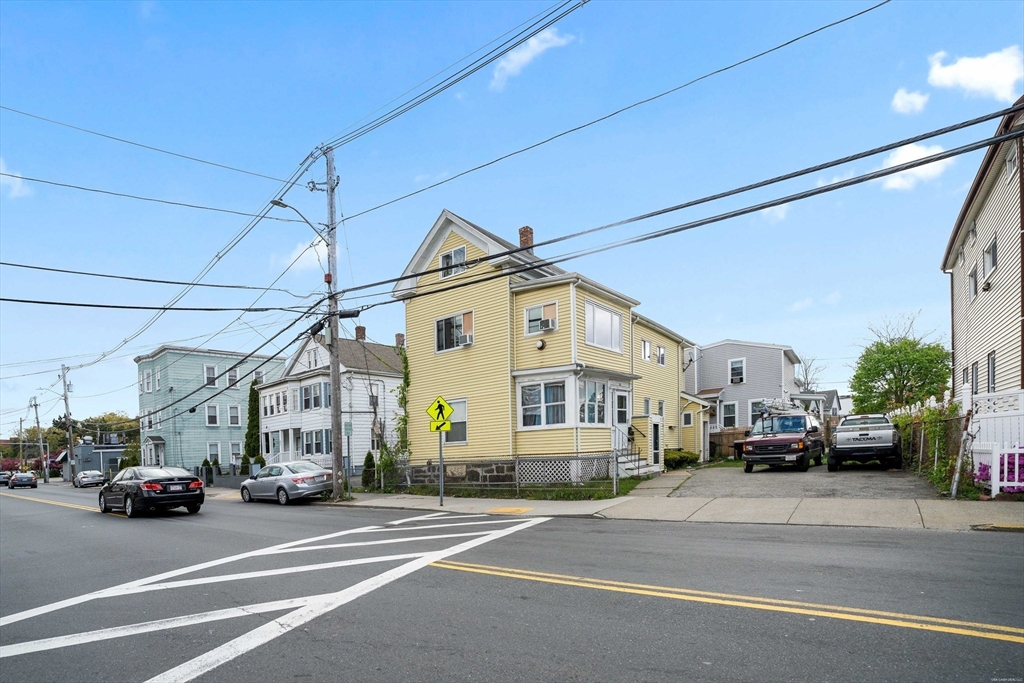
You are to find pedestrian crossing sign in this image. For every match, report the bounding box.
[426,396,453,422]
[430,420,451,432]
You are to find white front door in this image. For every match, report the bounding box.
[612,391,630,454]
[651,416,662,466]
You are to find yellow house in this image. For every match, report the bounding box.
[394,210,705,472]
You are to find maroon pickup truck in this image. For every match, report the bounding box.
[741,411,826,473]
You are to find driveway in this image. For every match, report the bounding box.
[671,462,939,499]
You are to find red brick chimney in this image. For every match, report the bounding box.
[395,333,405,348]
[519,226,534,254]
[355,325,366,342]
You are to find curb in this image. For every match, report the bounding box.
[970,524,1024,532]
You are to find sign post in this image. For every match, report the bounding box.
[427,396,453,507]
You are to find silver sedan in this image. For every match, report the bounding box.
[240,461,333,505]
[74,470,105,488]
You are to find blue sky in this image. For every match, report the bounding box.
[1,0,1022,429]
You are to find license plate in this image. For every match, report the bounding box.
[168,484,184,491]
[315,475,327,482]
[785,455,797,461]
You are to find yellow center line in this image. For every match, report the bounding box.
[0,491,125,517]
[431,560,1024,644]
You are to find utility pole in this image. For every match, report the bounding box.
[32,397,48,483]
[61,365,74,481]
[323,146,346,500]
[19,417,24,466]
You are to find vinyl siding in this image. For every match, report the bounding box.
[575,291,632,374]
[406,230,512,464]
[678,400,703,453]
[950,137,1022,397]
[632,320,681,448]
[697,342,788,427]
[578,426,612,452]
[513,283,573,370]
[515,428,576,455]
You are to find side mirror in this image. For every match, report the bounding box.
[248,473,257,480]
[744,430,751,437]
[809,425,819,433]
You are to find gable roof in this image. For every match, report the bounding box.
[278,336,402,383]
[392,209,565,298]
[942,97,1024,271]
[700,339,801,365]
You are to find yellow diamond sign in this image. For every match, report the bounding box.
[426,396,453,422]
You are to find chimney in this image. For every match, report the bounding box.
[355,325,366,342]
[518,226,534,254]
[395,333,405,348]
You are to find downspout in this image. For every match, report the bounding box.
[570,280,579,454]
[1019,136,1023,388]
[509,287,515,457]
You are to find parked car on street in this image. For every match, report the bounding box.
[0,471,12,485]
[98,467,204,518]
[8,472,38,489]
[73,470,105,488]
[240,461,332,505]
[741,408,825,473]
[829,414,902,471]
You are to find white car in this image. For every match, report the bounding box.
[74,470,105,488]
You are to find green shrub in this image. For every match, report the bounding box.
[239,453,251,475]
[211,458,221,475]
[361,452,376,489]
[201,458,211,468]
[254,454,266,468]
[664,450,700,470]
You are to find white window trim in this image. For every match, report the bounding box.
[1006,144,1019,183]
[228,405,241,427]
[657,345,666,367]
[578,379,609,427]
[143,370,152,393]
[205,364,218,388]
[524,301,559,337]
[982,238,998,281]
[138,373,144,394]
[728,357,746,385]
[229,442,242,463]
[206,404,220,427]
[641,340,651,362]
[207,442,221,461]
[721,401,738,428]
[227,367,238,388]
[968,266,978,302]
[252,370,264,385]
[438,245,468,280]
[748,399,767,427]
[444,398,468,445]
[657,400,665,417]
[682,412,693,427]
[583,299,623,354]
[642,397,651,415]
[517,378,570,431]
[154,368,161,391]
[434,309,474,355]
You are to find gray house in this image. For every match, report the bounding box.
[134,345,285,469]
[684,339,802,430]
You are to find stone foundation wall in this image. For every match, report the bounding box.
[407,461,517,485]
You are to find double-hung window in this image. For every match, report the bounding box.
[230,442,242,463]
[657,400,665,417]
[579,380,606,424]
[312,384,321,409]
[439,246,466,279]
[722,402,737,428]
[751,400,766,426]
[303,431,313,456]
[324,429,332,454]
[204,365,217,387]
[206,405,219,427]
[228,405,240,426]
[154,369,161,391]
[143,371,152,393]
[983,239,998,278]
[971,362,979,395]
[969,267,978,301]
[520,381,566,427]
[282,391,288,412]
[657,346,666,366]
[436,311,473,352]
[1007,145,1019,181]
[227,368,238,388]
[302,386,312,411]
[313,430,323,454]
[729,358,745,384]
[643,398,651,415]
[208,442,220,461]
[682,412,693,427]
[584,301,622,352]
[526,303,557,334]
[253,370,264,385]
[275,393,282,414]
[987,352,996,394]
[641,340,651,362]
[445,399,468,444]
[322,382,331,408]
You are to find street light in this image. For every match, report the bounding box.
[270,199,326,240]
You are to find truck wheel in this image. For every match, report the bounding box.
[797,454,810,472]
[743,462,754,473]
[827,457,839,472]
[814,453,823,467]
[890,451,903,470]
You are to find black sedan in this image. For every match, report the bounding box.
[98,467,204,518]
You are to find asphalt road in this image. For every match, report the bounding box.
[1,483,1022,683]
[674,462,940,499]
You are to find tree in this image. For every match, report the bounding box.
[79,411,138,444]
[244,379,261,465]
[1,457,20,472]
[119,439,141,469]
[795,355,826,393]
[849,315,950,413]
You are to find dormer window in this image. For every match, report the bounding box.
[439,246,466,279]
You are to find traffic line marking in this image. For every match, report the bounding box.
[486,507,534,514]
[431,560,1024,644]
[0,491,126,517]
[266,530,495,554]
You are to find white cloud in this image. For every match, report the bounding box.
[822,291,842,305]
[0,158,31,198]
[788,298,814,313]
[927,46,1024,103]
[276,239,327,273]
[891,88,929,114]
[880,143,954,191]
[759,203,789,224]
[815,170,855,188]
[490,27,574,91]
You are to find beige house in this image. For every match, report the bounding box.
[393,210,705,472]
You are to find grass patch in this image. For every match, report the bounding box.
[402,476,646,501]
[704,460,745,468]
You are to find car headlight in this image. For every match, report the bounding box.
[744,445,754,452]
[788,441,804,452]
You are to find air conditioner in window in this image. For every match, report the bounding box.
[458,334,474,347]
[730,377,743,384]
[538,318,556,331]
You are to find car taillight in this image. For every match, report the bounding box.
[188,480,203,489]
[292,476,314,484]
[140,482,162,491]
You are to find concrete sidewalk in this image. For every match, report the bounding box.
[339,491,1024,531]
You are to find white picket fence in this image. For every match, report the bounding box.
[973,442,1024,496]
[971,389,1024,451]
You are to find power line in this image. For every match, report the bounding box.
[0,104,296,185]
[0,261,312,297]
[341,0,893,222]
[0,173,304,222]
[334,104,1024,301]
[352,127,1024,313]
[0,298,314,313]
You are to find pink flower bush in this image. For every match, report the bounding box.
[977,451,1024,494]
